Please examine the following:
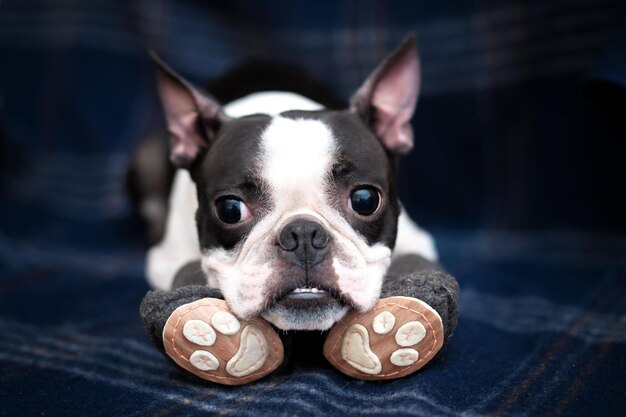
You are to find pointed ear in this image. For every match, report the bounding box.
[350,35,420,155]
[150,51,231,168]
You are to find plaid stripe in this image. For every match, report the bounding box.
[0,232,624,416]
[0,0,621,95]
[1,0,625,416]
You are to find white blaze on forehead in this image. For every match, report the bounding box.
[260,116,336,204]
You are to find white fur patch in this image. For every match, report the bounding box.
[262,117,335,207]
[146,170,200,290]
[393,208,438,262]
[224,92,323,118]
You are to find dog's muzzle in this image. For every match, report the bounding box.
[272,219,342,305]
[277,219,329,267]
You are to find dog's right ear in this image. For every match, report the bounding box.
[350,35,420,155]
[150,52,231,168]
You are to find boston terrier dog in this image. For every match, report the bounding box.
[140,35,459,384]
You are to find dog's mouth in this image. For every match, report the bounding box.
[270,285,345,310]
[285,287,331,300]
[261,285,349,331]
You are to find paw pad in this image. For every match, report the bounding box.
[341,324,382,374]
[183,320,216,346]
[211,311,240,335]
[395,321,426,346]
[390,348,419,366]
[189,350,220,370]
[225,325,269,377]
[372,311,395,334]
[162,298,283,385]
[324,296,444,380]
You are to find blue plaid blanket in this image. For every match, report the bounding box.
[1,1,625,416]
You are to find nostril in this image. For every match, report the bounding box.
[278,220,329,257]
[278,226,299,251]
[311,228,329,249]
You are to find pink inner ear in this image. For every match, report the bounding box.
[167,112,206,166]
[156,68,213,167]
[371,49,420,154]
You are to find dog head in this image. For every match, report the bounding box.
[152,36,420,330]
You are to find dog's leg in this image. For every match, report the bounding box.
[380,254,459,341]
[140,264,285,385]
[323,254,459,380]
[171,260,208,288]
[145,170,202,290]
[140,283,223,356]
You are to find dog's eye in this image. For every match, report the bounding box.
[215,197,251,224]
[348,187,380,216]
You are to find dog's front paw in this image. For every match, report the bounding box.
[163,298,284,385]
[323,296,444,380]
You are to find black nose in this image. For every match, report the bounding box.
[278,220,329,267]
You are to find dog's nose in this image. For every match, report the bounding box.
[278,220,329,266]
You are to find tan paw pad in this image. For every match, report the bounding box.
[162,298,284,385]
[225,325,269,377]
[390,348,419,366]
[189,350,220,370]
[372,311,396,334]
[211,311,241,335]
[395,321,426,346]
[341,324,382,374]
[182,320,216,346]
[324,296,444,381]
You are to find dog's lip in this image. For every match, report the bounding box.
[272,285,344,305]
[284,287,328,300]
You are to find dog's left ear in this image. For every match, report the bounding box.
[350,35,420,155]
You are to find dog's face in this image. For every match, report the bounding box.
[153,36,420,330]
[194,111,399,330]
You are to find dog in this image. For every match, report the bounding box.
[146,35,437,331]
[140,35,458,384]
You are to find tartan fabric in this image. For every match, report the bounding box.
[0,1,625,416]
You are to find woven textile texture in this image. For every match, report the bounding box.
[1,1,625,416]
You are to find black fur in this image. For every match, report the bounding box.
[206,60,344,110]
[172,260,206,288]
[191,114,273,251]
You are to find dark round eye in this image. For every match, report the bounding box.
[349,187,380,216]
[215,197,251,224]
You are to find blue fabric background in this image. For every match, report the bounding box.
[1,1,625,416]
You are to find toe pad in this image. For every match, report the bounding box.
[324,296,444,380]
[162,298,283,385]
